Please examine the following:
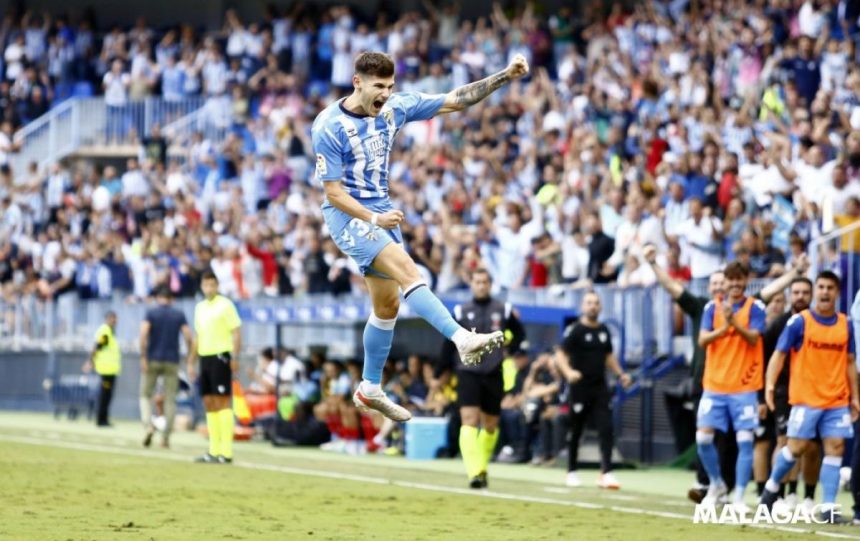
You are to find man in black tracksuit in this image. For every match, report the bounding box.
[555,291,632,489]
[438,268,525,489]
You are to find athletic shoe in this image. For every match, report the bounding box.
[852,514,860,526]
[565,471,582,487]
[801,497,815,514]
[477,471,488,488]
[597,472,621,490]
[469,476,483,489]
[687,486,707,504]
[702,483,728,506]
[784,493,797,509]
[353,389,412,422]
[842,467,853,490]
[160,438,170,449]
[194,453,219,464]
[758,488,779,511]
[217,456,233,465]
[142,429,154,448]
[457,330,505,366]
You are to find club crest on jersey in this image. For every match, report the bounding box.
[585,333,593,342]
[598,332,608,343]
[316,153,327,176]
[382,109,394,125]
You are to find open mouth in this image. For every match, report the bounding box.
[372,100,384,110]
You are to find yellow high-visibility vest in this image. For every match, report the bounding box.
[93,324,121,376]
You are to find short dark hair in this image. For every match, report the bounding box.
[261,347,274,361]
[155,286,173,298]
[201,270,218,283]
[723,261,750,279]
[470,268,492,282]
[355,52,395,78]
[790,277,813,290]
[816,270,841,289]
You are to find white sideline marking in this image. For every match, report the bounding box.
[2,433,860,540]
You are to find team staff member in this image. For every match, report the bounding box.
[438,268,525,489]
[644,245,807,502]
[760,278,818,507]
[89,311,121,427]
[761,271,859,524]
[191,271,242,464]
[555,291,632,489]
[697,262,767,508]
[139,286,194,449]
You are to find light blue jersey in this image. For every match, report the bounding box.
[311,92,446,199]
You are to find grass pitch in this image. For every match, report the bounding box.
[0,413,856,540]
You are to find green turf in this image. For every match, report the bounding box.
[0,413,856,540]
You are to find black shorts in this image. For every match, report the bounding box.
[457,369,503,416]
[774,388,791,437]
[199,353,232,396]
[756,408,776,443]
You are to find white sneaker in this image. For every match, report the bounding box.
[457,330,505,366]
[353,389,412,422]
[701,483,728,506]
[597,472,621,490]
[565,471,582,487]
[784,493,798,509]
[801,497,815,513]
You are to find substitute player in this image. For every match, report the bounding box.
[312,51,528,422]
[697,262,766,508]
[760,277,819,509]
[760,271,860,523]
[191,271,242,464]
[438,268,525,488]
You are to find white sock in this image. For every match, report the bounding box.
[452,327,470,348]
[360,380,381,395]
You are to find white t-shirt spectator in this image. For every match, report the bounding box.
[103,71,130,106]
[795,159,837,204]
[203,59,228,95]
[263,354,306,395]
[4,40,25,81]
[45,171,68,209]
[122,169,149,198]
[680,215,724,279]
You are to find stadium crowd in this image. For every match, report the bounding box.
[1,0,860,308]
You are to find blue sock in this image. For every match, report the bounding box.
[766,446,797,492]
[734,431,754,500]
[820,455,842,505]
[403,283,461,339]
[696,431,723,486]
[362,313,396,384]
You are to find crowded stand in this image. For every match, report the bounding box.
[0,1,857,306]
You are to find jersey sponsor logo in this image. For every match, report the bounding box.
[217,385,226,394]
[806,339,845,352]
[467,312,475,320]
[585,333,593,342]
[572,403,584,413]
[316,153,328,176]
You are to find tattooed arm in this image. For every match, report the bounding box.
[436,53,530,115]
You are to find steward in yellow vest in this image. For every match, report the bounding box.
[90,311,120,427]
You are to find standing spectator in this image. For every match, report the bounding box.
[680,197,724,280]
[555,291,632,489]
[139,287,194,449]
